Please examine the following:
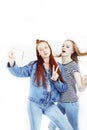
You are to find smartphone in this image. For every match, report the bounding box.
[11,48,24,60]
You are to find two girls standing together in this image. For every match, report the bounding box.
[7,39,87,130]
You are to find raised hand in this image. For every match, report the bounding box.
[51,65,59,81]
[8,49,15,67]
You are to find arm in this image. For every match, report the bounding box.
[7,49,34,77]
[51,79,68,92]
[7,62,32,77]
[74,72,87,92]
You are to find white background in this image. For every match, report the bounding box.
[0,0,87,130]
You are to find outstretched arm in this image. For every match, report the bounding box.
[7,49,34,77]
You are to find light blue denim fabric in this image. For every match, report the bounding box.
[28,99,73,130]
[7,61,73,130]
[7,61,68,104]
[49,101,79,130]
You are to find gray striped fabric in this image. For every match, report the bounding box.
[59,61,79,102]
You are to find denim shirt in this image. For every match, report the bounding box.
[7,61,67,105]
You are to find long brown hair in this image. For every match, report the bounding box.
[34,39,64,88]
[66,39,87,63]
[56,39,87,63]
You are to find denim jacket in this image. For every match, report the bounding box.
[7,61,67,105]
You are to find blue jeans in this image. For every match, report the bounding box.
[27,100,73,130]
[49,101,79,130]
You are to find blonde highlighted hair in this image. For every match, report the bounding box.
[56,39,87,63]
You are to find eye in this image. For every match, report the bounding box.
[39,48,43,51]
[62,44,64,47]
[66,45,69,48]
[45,46,48,49]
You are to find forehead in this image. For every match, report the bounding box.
[64,41,73,47]
[37,42,48,48]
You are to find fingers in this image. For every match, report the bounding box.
[52,65,59,73]
[8,49,15,59]
[52,65,55,73]
[55,66,58,72]
[7,49,15,67]
[51,65,59,81]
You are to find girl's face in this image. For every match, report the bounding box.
[61,40,74,57]
[37,42,51,59]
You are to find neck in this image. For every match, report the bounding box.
[62,56,72,64]
[43,58,50,70]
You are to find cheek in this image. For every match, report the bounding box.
[67,51,71,55]
[69,48,74,54]
[71,49,74,54]
[48,49,51,54]
[65,49,71,55]
[39,52,43,56]
[48,48,51,53]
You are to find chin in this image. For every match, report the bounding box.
[62,54,68,57]
[61,53,65,56]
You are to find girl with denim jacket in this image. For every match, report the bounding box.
[49,39,87,130]
[7,39,73,130]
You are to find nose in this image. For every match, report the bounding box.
[62,46,66,50]
[43,48,47,53]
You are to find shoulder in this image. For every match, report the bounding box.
[69,61,79,72]
[63,61,78,68]
[71,61,78,66]
[28,60,37,65]
[70,61,79,68]
[57,62,64,70]
[57,62,63,67]
[26,60,38,68]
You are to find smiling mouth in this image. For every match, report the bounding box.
[44,53,48,55]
